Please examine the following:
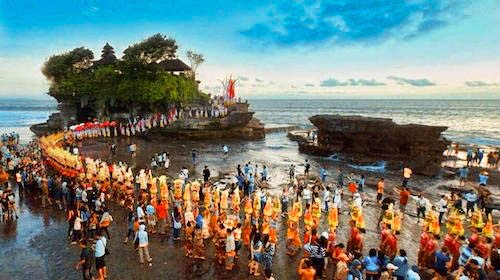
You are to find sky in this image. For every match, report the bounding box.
[0,0,499,99]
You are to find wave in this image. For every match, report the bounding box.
[347,161,386,173]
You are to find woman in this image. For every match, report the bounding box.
[363,249,381,280]
[172,207,182,241]
[134,224,152,264]
[392,249,409,280]
[192,224,205,259]
[249,233,263,276]
[99,207,113,239]
[88,212,98,240]
[262,234,275,272]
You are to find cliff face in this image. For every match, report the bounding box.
[302,115,450,176]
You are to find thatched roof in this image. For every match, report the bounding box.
[158,58,191,72]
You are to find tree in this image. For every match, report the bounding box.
[186,50,205,78]
[123,33,178,64]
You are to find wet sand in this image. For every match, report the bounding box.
[1,132,498,279]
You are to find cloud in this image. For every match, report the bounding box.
[320,78,348,87]
[305,83,315,87]
[241,0,471,47]
[255,78,264,83]
[348,79,386,86]
[387,76,436,86]
[464,81,500,87]
[320,78,386,87]
[237,76,249,81]
[291,85,297,89]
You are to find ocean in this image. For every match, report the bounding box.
[0,97,499,147]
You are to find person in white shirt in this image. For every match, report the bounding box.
[437,195,448,225]
[302,186,312,207]
[137,204,145,223]
[353,192,363,208]
[323,186,331,212]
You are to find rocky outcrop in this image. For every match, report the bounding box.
[299,115,450,176]
[149,111,265,140]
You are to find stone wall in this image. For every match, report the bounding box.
[302,115,450,176]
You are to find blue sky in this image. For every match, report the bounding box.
[0,0,499,99]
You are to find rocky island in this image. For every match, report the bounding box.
[292,114,450,176]
[30,33,264,140]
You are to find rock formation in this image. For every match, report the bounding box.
[31,100,265,140]
[298,115,450,176]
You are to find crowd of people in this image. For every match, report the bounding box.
[1,122,499,280]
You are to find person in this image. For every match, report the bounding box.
[302,186,312,207]
[337,169,344,187]
[434,246,451,278]
[261,165,268,182]
[99,208,113,239]
[406,265,420,280]
[155,200,168,244]
[380,263,398,280]
[323,186,331,212]
[298,258,316,280]
[464,190,477,216]
[249,233,263,276]
[281,187,289,217]
[304,235,326,278]
[437,195,447,225]
[347,259,363,280]
[203,166,210,182]
[399,187,410,214]
[458,166,468,187]
[478,171,488,186]
[377,178,384,205]
[94,232,107,280]
[335,253,350,280]
[191,149,198,165]
[304,160,311,177]
[402,167,412,187]
[75,239,93,280]
[363,249,381,280]
[415,193,427,224]
[358,175,365,192]
[222,145,229,158]
[289,164,295,182]
[134,224,153,265]
[172,207,182,241]
[319,166,328,182]
[392,249,409,280]
[225,228,236,270]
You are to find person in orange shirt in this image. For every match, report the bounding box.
[298,258,316,280]
[376,178,384,205]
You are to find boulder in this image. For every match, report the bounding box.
[300,115,450,176]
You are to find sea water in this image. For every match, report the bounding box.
[0,97,499,147]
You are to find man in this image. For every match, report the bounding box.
[191,149,197,165]
[376,178,385,205]
[289,164,295,182]
[399,187,410,214]
[75,239,93,280]
[222,145,229,158]
[319,166,328,183]
[402,166,412,188]
[337,169,344,187]
[304,160,311,177]
[464,190,477,216]
[94,232,108,280]
[458,166,468,187]
[260,165,268,182]
[415,193,428,224]
[437,195,448,225]
[203,166,210,183]
[434,246,451,278]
